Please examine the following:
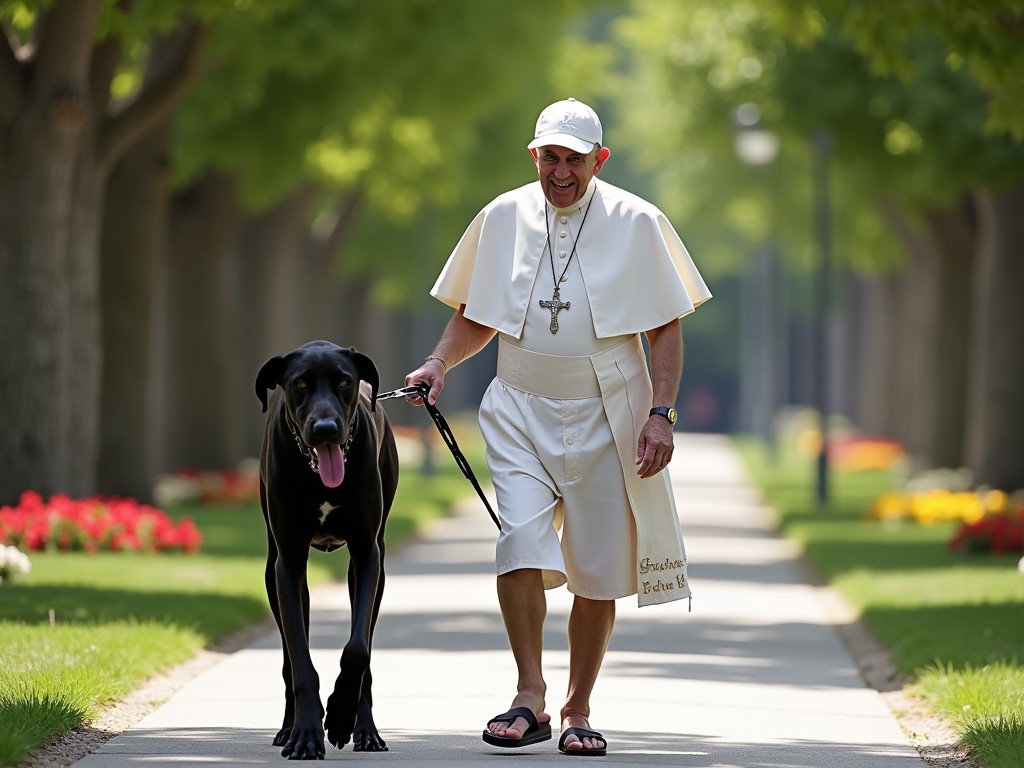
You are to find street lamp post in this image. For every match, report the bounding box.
[811,129,832,506]
[733,104,781,454]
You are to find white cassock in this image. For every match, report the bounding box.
[431,177,711,607]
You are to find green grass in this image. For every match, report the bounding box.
[916,662,1024,768]
[737,437,1024,768]
[0,622,201,767]
[0,420,488,767]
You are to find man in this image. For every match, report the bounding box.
[405,97,710,756]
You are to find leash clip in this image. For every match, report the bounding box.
[375,384,429,402]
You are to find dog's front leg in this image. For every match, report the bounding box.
[274,549,326,760]
[324,540,383,750]
[349,552,388,752]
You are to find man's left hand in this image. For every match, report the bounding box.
[636,417,675,478]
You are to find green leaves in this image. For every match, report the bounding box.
[600,0,1024,277]
[173,0,583,214]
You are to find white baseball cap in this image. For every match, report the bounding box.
[527,97,603,154]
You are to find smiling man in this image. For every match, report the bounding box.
[405,97,711,757]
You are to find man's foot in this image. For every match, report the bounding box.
[483,696,552,747]
[558,715,607,756]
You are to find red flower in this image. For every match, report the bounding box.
[949,506,1024,555]
[0,492,202,554]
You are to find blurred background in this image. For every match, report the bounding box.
[1,0,1022,505]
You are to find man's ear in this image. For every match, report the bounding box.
[595,146,611,173]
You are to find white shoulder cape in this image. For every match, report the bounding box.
[431,178,711,337]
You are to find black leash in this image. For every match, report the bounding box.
[376,384,501,531]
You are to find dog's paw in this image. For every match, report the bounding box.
[280,723,326,760]
[323,692,356,749]
[351,698,387,752]
[272,727,290,747]
[352,727,388,752]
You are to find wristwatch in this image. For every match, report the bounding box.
[650,406,677,425]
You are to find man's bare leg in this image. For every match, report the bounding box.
[561,595,614,752]
[486,568,551,739]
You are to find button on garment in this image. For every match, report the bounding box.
[514,193,630,357]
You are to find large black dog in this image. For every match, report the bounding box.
[255,341,399,759]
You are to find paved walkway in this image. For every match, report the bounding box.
[72,434,926,767]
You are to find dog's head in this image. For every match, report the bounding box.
[255,341,380,487]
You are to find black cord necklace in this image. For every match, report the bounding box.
[538,197,594,334]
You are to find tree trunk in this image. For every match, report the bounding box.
[236,186,318,455]
[60,33,125,497]
[159,171,244,472]
[967,183,1024,491]
[98,123,172,500]
[238,188,318,365]
[964,187,994,480]
[922,197,975,470]
[99,28,207,499]
[0,1,102,504]
[65,144,106,497]
[852,270,901,438]
[0,9,205,503]
[301,193,409,388]
[304,193,362,340]
[876,202,940,467]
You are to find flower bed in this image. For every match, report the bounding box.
[948,509,1024,554]
[0,491,201,553]
[152,460,260,507]
[868,487,1011,527]
[867,481,1024,556]
[829,435,906,472]
[0,543,31,583]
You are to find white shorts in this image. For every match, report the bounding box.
[478,378,638,600]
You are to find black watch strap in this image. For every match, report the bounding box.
[650,406,677,425]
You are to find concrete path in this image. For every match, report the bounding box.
[72,434,926,767]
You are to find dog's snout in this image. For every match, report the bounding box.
[312,418,341,442]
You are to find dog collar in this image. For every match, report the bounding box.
[287,417,355,477]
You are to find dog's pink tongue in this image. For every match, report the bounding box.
[315,444,345,487]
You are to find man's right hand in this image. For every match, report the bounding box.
[405,358,446,406]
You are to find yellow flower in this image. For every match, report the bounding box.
[983,489,1009,514]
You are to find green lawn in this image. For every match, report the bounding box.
[737,438,1024,768]
[0,421,488,767]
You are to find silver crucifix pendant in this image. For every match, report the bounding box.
[539,288,570,334]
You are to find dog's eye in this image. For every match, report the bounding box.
[338,377,351,389]
[295,379,308,389]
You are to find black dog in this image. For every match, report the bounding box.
[255,341,399,758]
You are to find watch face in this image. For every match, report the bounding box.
[652,406,677,424]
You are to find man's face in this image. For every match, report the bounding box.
[533,144,606,209]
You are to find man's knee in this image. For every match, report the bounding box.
[572,594,616,619]
[498,567,543,586]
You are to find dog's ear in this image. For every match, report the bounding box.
[347,347,380,411]
[255,354,288,413]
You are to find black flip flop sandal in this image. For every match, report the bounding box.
[558,726,607,756]
[482,706,552,748]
